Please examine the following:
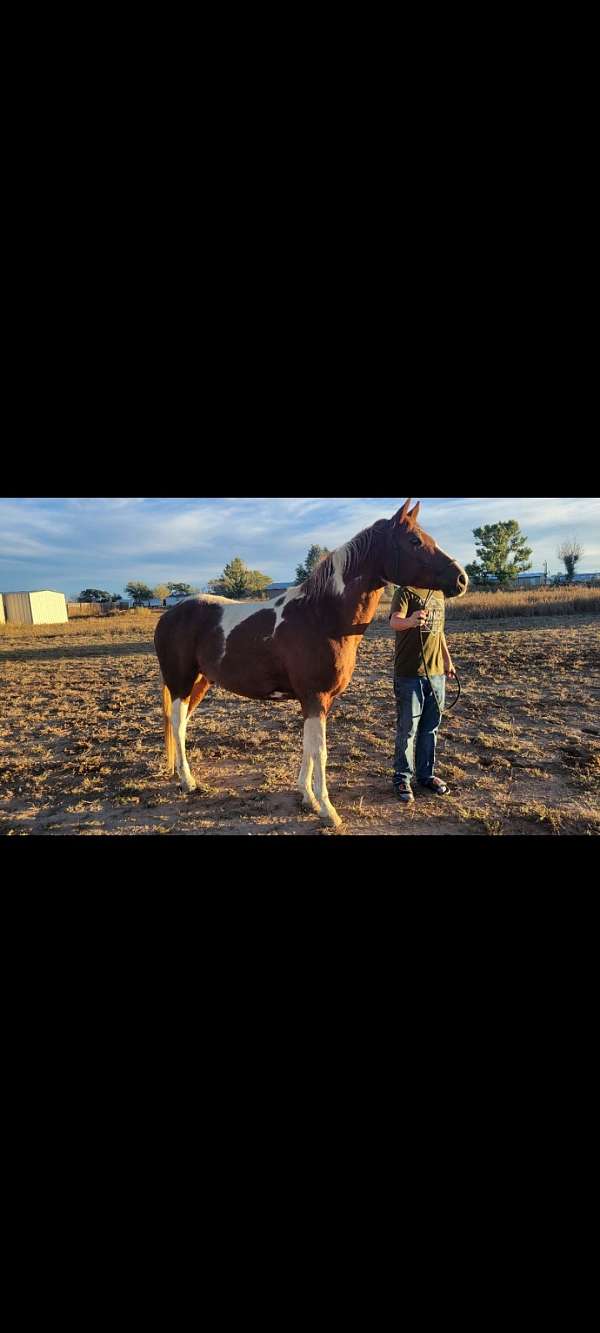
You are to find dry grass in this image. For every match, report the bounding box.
[1,610,599,836]
[379,586,600,620]
[445,586,600,619]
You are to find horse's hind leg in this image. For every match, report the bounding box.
[172,674,211,793]
[188,673,211,719]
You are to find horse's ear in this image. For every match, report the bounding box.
[393,499,412,525]
[409,501,421,522]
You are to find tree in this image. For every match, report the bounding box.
[558,540,583,583]
[79,588,112,602]
[247,570,273,597]
[154,584,170,601]
[466,521,532,587]
[125,581,154,605]
[167,582,194,598]
[207,557,272,599]
[295,545,332,584]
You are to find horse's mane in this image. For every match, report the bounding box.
[301,520,388,601]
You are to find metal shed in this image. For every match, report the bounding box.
[264,582,294,596]
[1,590,68,625]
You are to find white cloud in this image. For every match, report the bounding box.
[1,496,598,593]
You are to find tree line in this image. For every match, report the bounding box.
[465,524,585,586]
[77,525,588,607]
[77,581,199,605]
[77,547,335,605]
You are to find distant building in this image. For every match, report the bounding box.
[1,590,68,625]
[515,572,546,587]
[128,595,187,608]
[517,571,599,586]
[264,582,295,596]
[471,571,599,589]
[551,572,599,586]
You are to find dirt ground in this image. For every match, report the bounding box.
[1,610,599,836]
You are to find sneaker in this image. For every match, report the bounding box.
[417,777,449,795]
[393,784,414,804]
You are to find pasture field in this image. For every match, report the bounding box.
[444,585,600,620]
[1,609,599,836]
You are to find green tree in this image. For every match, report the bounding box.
[125,581,154,605]
[247,570,273,597]
[154,584,170,601]
[466,521,532,587]
[79,588,112,602]
[295,545,332,584]
[558,540,583,583]
[208,557,272,599]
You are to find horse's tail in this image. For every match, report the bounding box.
[162,684,175,776]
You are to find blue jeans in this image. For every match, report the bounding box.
[393,675,446,787]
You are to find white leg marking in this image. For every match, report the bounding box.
[297,731,318,813]
[172,698,196,793]
[301,716,342,827]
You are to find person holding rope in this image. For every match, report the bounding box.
[389,585,457,804]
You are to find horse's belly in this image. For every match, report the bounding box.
[216,678,296,702]
[214,653,292,701]
[219,683,296,702]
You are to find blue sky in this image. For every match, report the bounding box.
[0,497,598,596]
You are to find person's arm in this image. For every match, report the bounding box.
[390,608,428,631]
[389,588,426,632]
[441,632,456,678]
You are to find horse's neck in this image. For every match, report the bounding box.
[341,577,385,635]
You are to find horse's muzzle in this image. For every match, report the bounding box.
[445,568,469,599]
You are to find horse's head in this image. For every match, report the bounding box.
[382,499,468,598]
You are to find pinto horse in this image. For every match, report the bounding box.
[154,500,468,827]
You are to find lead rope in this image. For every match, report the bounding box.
[419,590,461,717]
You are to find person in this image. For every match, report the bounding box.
[389,585,456,804]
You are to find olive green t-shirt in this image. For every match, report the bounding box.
[390,586,446,677]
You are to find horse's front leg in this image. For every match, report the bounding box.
[299,712,341,828]
[297,729,319,813]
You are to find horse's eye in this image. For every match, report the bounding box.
[410,536,421,548]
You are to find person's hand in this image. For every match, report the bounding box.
[406,610,428,628]
[445,659,456,679]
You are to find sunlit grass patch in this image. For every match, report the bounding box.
[445,587,600,619]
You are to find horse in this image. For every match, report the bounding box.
[154,499,468,827]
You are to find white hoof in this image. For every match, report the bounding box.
[321,806,342,829]
[298,787,319,813]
